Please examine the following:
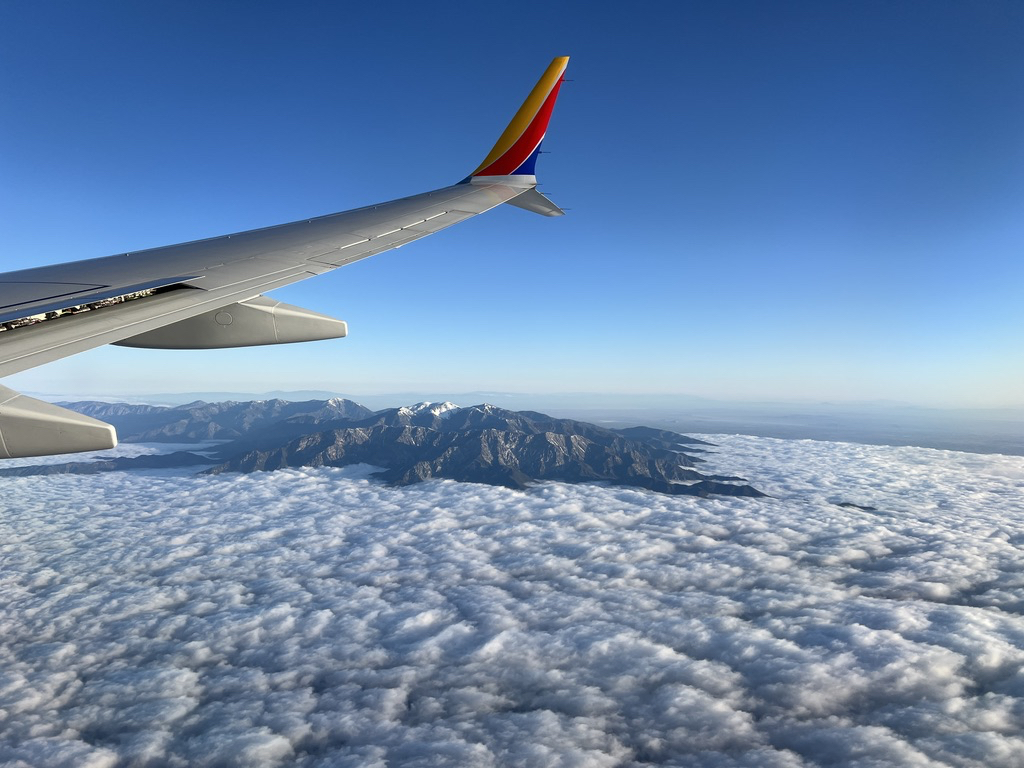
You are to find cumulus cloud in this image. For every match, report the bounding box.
[0,438,1023,766]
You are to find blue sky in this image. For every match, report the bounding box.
[1,1,1021,407]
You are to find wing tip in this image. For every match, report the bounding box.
[469,57,570,180]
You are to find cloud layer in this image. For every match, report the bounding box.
[1,437,1023,766]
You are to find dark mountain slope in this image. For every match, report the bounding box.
[204,404,761,497]
[5,400,763,498]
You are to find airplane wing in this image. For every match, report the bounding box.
[0,57,569,458]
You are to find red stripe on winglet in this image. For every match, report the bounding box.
[474,77,565,176]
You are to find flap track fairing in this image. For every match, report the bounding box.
[0,385,117,458]
[114,296,348,349]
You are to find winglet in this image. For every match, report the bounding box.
[469,56,569,181]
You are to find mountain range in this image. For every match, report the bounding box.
[1,399,764,497]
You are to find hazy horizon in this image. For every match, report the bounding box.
[27,386,1024,411]
[24,387,1024,458]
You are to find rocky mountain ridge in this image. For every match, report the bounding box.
[5,400,764,497]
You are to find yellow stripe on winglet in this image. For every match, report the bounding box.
[471,56,569,176]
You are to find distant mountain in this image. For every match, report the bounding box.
[62,398,373,443]
[9,400,763,498]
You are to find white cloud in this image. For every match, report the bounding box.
[1,438,1023,766]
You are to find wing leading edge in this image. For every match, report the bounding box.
[0,57,570,457]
